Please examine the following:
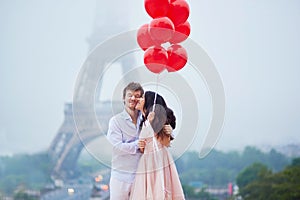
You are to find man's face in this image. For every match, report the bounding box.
[124,90,142,111]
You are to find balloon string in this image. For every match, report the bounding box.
[152,73,160,112]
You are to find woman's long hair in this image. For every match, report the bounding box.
[140,91,176,141]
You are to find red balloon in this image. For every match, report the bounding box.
[144,46,168,74]
[167,44,187,72]
[145,0,170,18]
[167,0,190,26]
[137,24,156,51]
[149,17,175,44]
[170,21,191,44]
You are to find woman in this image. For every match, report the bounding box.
[130,91,185,200]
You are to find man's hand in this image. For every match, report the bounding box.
[138,139,146,153]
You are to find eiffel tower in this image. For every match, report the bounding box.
[48,1,138,179]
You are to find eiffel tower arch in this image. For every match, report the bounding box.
[48,1,139,179]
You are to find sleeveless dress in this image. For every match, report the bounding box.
[130,121,185,200]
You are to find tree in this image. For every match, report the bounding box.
[236,162,271,189]
[14,189,39,200]
[268,149,289,171]
[236,158,300,200]
[291,157,300,167]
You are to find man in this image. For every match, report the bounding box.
[107,82,173,199]
[106,82,144,200]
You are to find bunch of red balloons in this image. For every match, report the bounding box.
[137,0,191,74]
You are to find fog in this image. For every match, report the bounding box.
[0,0,300,155]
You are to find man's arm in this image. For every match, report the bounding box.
[107,117,139,155]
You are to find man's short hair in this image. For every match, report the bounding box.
[123,82,144,99]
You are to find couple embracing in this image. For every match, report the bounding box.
[107,82,185,200]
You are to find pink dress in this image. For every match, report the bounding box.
[130,121,185,200]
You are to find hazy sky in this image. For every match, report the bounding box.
[0,0,300,155]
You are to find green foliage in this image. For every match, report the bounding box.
[236,163,272,189]
[182,184,198,198]
[182,185,218,200]
[13,189,39,200]
[176,146,289,188]
[236,157,300,200]
[291,157,300,166]
[0,153,52,194]
[77,154,108,175]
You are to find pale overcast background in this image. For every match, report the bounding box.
[0,0,299,155]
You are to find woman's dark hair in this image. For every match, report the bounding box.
[140,91,167,129]
[156,107,176,141]
[143,91,167,112]
[165,107,176,130]
[140,91,176,140]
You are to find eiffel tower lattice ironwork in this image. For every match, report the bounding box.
[48,1,138,179]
